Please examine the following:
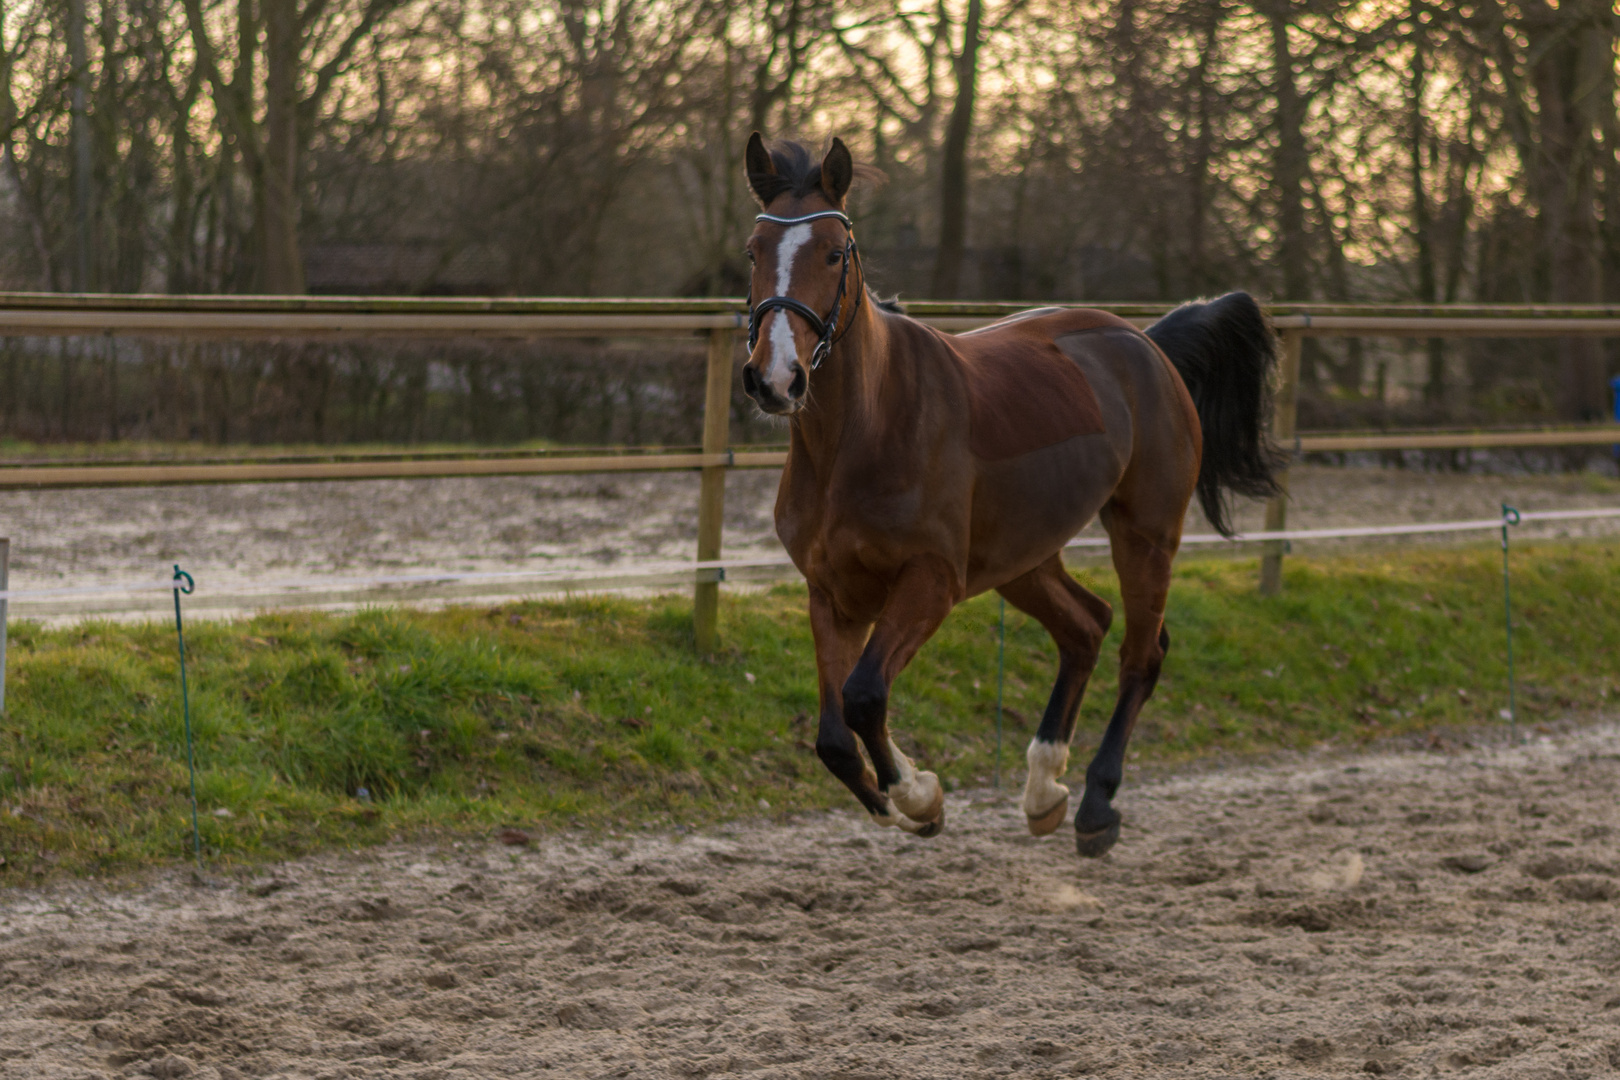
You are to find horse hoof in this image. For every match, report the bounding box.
[909,808,946,839]
[1074,814,1121,859]
[1026,796,1069,837]
[891,770,945,824]
[879,804,946,838]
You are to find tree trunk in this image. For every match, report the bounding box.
[1409,25,1446,407]
[1186,8,1221,295]
[931,0,982,299]
[1269,4,1315,391]
[1536,7,1605,420]
[68,0,93,291]
[749,0,805,135]
[260,0,305,294]
[1498,0,1610,419]
[1269,6,1309,302]
[167,73,201,293]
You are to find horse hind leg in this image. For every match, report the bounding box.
[1075,504,1177,858]
[841,555,959,837]
[996,555,1112,836]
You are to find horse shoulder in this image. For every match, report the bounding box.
[773,321,974,586]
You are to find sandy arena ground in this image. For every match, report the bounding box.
[3,722,1619,1079]
[1,464,1617,618]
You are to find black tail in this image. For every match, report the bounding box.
[1145,291,1286,537]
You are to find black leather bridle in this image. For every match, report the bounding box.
[747,210,865,370]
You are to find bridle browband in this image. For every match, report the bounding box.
[747,210,865,370]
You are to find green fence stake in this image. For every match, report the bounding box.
[172,565,200,867]
[1500,505,1520,745]
[994,596,1006,790]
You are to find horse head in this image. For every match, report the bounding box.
[740,133,864,415]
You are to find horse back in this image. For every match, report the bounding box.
[950,308,1158,462]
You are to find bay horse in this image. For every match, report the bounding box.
[740,134,1280,857]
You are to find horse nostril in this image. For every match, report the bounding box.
[742,365,762,398]
[788,364,807,399]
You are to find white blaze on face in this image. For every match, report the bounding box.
[765,223,813,396]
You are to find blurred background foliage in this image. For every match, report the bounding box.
[1,0,1618,440]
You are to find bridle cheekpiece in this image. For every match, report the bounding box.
[747,210,865,370]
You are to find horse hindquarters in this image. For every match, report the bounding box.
[1064,328,1202,857]
[1068,296,1281,857]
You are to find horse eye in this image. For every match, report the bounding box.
[826,249,843,266]
[745,249,755,263]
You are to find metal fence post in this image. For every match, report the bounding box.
[1259,327,1302,595]
[693,328,736,653]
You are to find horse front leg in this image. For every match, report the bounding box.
[840,555,960,837]
[807,586,892,820]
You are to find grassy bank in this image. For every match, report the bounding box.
[2,542,1617,880]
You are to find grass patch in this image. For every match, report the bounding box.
[1,542,1617,880]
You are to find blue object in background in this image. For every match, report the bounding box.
[1613,375,1620,459]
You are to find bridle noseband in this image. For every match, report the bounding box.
[747,210,865,370]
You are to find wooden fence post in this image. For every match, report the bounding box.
[693,328,735,653]
[1259,328,1302,595]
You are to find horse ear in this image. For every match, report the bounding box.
[820,138,853,206]
[745,132,778,207]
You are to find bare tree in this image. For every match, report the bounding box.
[1481,0,1616,419]
[184,0,404,293]
[930,0,982,297]
[0,0,1611,451]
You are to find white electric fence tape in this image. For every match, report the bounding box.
[0,505,1615,603]
[0,579,190,601]
[1070,506,1620,549]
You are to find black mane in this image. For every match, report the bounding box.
[748,139,883,206]
[747,140,825,205]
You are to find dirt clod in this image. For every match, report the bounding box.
[245,878,291,898]
[1440,853,1492,874]
[351,896,402,920]
[147,1054,196,1079]
[1290,1036,1334,1062]
[1554,876,1618,902]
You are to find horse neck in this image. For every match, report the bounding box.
[790,295,895,460]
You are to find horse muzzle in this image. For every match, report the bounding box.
[742,360,808,414]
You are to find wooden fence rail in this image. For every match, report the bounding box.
[4,294,1620,643]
